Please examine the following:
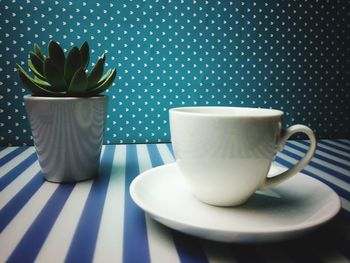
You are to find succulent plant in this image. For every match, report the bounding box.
[16,41,116,97]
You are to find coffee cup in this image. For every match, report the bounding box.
[169,107,316,206]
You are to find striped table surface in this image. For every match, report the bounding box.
[0,139,350,263]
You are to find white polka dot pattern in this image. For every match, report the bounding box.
[0,0,349,145]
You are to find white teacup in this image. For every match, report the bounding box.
[169,107,317,206]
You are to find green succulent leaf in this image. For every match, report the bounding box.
[34,43,45,61]
[87,54,105,90]
[48,41,65,75]
[44,58,67,91]
[28,60,46,80]
[68,68,88,94]
[16,64,61,96]
[85,68,116,96]
[64,47,82,85]
[33,76,52,88]
[29,52,44,75]
[17,41,116,97]
[80,41,90,70]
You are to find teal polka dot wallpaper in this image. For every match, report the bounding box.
[0,0,349,145]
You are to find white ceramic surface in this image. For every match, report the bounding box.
[130,163,341,243]
[24,96,108,182]
[169,107,317,206]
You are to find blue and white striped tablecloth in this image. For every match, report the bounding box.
[1,139,350,262]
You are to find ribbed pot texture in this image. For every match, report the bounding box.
[24,96,108,183]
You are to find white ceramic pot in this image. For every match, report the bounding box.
[24,96,108,183]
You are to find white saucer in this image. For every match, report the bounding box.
[130,163,341,243]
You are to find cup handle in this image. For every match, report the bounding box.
[260,124,317,189]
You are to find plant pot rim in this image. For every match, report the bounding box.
[23,95,107,101]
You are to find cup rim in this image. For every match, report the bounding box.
[169,106,283,118]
